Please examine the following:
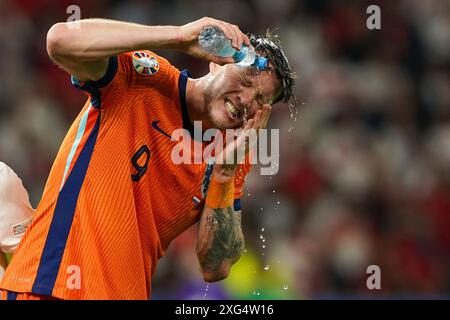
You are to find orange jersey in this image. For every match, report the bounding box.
[1,51,251,299]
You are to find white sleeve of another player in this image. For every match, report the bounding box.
[0,253,6,279]
[0,162,34,254]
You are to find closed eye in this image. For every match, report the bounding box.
[240,78,252,88]
[241,80,251,87]
[238,72,253,87]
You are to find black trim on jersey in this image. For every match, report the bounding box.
[178,69,195,137]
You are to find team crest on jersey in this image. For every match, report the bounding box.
[132,51,160,75]
[11,216,32,238]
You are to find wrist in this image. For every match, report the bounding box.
[145,25,183,50]
[212,165,237,183]
[205,176,235,209]
[171,25,184,48]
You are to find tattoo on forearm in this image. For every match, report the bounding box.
[201,207,244,273]
[206,216,217,228]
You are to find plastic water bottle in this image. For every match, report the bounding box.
[198,26,268,70]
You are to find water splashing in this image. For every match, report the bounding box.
[264,265,270,271]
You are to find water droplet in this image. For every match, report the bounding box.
[264,265,270,271]
[283,284,289,290]
[260,234,264,239]
[261,227,265,232]
[277,200,280,205]
[262,245,266,249]
[247,193,251,197]
[262,239,266,243]
[257,292,260,296]
[272,189,276,193]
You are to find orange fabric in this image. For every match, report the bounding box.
[0,289,58,300]
[0,51,252,300]
[205,177,235,209]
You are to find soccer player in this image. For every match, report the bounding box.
[0,17,295,300]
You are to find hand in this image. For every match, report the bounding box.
[177,17,251,65]
[213,104,272,182]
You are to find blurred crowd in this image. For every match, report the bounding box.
[0,0,448,299]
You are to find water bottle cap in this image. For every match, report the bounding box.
[253,56,268,71]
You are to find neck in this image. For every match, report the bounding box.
[185,76,215,130]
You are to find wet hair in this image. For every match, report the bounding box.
[248,30,297,105]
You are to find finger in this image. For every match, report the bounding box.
[230,24,244,50]
[252,109,263,131]
[243,33,251,47]
[224,24,239,50]
[262,105,272,129]
[215,21,238,50]
[243,118,253,131]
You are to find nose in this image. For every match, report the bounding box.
[237,89,259,116]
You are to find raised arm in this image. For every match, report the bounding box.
[196,104,271,282]
[196,173,245,282]
[46,17,250,82]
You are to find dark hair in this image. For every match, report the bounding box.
[249,30,297,105]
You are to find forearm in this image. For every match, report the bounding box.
[47,19,181,62]
[196,205,244,282]
[196,167,245,282]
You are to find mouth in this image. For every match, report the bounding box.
[224,99,242,120]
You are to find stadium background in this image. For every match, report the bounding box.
[0,0,448,299]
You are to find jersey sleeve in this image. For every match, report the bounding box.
[233,155,252,211]
[71,50,178,108]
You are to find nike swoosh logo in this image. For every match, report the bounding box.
[151,120,172,139]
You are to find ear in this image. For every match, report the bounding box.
[209,62,222,74]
